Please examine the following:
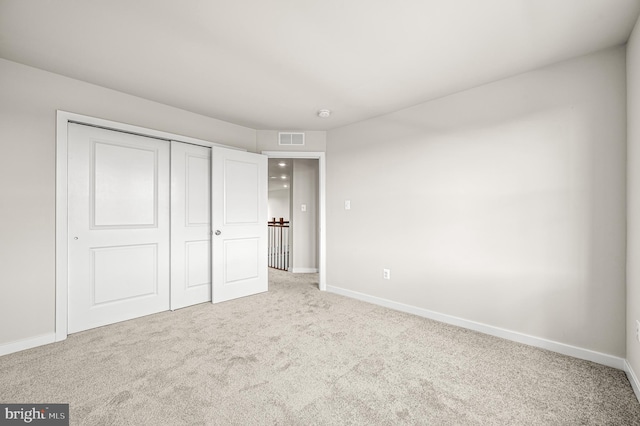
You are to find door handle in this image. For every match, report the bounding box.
[215,230,221,236]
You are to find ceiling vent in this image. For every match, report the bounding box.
[279,132,305,146]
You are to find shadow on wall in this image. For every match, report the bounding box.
[327,48,626,355]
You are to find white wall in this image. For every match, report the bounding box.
[327,46,627,357]
[257,130,326,152]
[627,14,640,386]
[291,159,319,272]
[268,189,290,222]
[0,59,256,347]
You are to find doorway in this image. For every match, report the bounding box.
[262,151,326,291]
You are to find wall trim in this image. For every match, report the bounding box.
[290,268,319,273]
[0,333,56,357]
[327,285,626,370]
[625,360,640,403]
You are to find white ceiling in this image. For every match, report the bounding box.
[1,0,639,131]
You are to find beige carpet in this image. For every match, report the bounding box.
[1,269,639,425]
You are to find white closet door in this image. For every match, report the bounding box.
[211,147,268,303]
[68,124,170,333]
[170,141,211,310]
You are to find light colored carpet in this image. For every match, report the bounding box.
[1,269,639,425]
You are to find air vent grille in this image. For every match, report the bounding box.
[279,132,305,146]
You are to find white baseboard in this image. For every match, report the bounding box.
[327,285,626,370]
[290,268,318,273]
[625,360,640,403]
[0,333,56,357]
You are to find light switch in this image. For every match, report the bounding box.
[301,204,307,212]
[345,200,351,210]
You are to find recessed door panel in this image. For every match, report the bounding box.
[186,154,210,226]
[93,142,157,227]
[68,124,170,333]
[92,244,158,304]
[224,238,259,283]
[212,147,267,303]
[224,160,259,224]
[171,142,211,309]
[186,240,210,288]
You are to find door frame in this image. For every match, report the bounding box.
[55,110,244,342]
[261,151,326,292]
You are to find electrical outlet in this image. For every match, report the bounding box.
[383,269,390,280]
[637,320,640,343]
[344,200,351,210]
